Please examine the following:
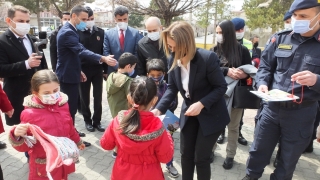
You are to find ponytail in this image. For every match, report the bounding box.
[118,76,157,135]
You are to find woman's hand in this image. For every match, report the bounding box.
[80,71,87,82]
[14,123,29,137]
[234,68,248,79]
[78,143,85,150]
[151,109,162,116]
[185,102,204,116]
[227,68,238,80]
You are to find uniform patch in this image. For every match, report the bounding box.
[97,36,100,41]
[271,37,276,43]
[318,0,320,3]
[278,44,292,50]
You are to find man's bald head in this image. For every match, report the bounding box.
[145,17,162,33]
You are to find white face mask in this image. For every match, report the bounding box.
[86,20,95,29]
[216,34,223,44]
[117,22,128,30]
[10,20,30,36]
[62,21,68,25]
[39,92,60,105]
[236,31,245,40]
[284,23,292,30]
[147,31,160,41]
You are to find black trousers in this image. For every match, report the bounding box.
[60,82,79,124]
[180,116,223,180]
[79,68,103,125]
[0,165,3,180]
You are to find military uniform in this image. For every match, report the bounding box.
[245,1,320,179]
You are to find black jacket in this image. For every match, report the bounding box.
[49,25,62,72]
[252,47,262,59]
[0,29,47,125]
[156,48,230,136]
[137,36,168,78]
[78,26,107,73]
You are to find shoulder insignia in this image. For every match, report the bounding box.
[271,37,276,43]
[97,36,100,41]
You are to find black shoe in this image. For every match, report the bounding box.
[217,133,225,144]
[242,174,258,180]
[93,124,105,132]
[83,141,91,147]
[238,134,248,146]
[222,157,234,170]
[303,141,313,153]
[0,141,6,149]
[76,129,86,137]
[85,123,95,132]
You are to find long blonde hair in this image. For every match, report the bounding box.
[161,21,196,72]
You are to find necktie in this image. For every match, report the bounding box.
[119,29,124,51]
[18,37,28,52]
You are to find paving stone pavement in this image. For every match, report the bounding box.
[1,83,320,180]
[1,47,320,179]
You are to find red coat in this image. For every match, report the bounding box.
[100,110,174,180]
[0,83,12,133]
[8,93,82,180]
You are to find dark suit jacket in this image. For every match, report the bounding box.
[156,48,230,136]
[136,36,168,79]
[78,26,107,73]
[252,47,262,59]
[103,26,141,74]
[49,24,63,72]
[56,22,102,84]
[0,29,47,125]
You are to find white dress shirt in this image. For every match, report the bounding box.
[178,60,190,98]
[117,27,126,37]
[10,29,33,69]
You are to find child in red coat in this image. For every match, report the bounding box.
[0,83,14,180]
[100,76,174,180]
[8,70,85,180]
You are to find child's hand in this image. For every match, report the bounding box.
[14,123,29,137]
[78,143,85,150]
[4,109,14,118]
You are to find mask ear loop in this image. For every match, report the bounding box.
[287,81,304,104]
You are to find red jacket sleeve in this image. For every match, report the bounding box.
[154,131,174,163]
[100,119,116,150]
[8,127,31,152]
[0,84,13,112]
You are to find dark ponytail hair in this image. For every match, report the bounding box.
[119,76,157,135]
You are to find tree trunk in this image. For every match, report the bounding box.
[36,0,41,29]
[212,3,218,46]
[164,16,172,28]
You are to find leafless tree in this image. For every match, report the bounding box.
[115,0,205,27]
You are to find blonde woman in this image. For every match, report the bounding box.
[152,21,230,180]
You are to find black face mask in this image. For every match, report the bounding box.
[253,42,259,48]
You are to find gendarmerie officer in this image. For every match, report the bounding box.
[78,6,106,133]
[243,0,320,180]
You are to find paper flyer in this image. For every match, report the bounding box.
[250,89,299,102]
[158,110,180,132]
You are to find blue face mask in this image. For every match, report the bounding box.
[291,13,320,34]
[128,69,135,77]
[76,18,86,31]
[150,75,164,83]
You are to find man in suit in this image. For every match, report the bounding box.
[0,5,47,127]
[49,11,70,72]
[56,5,117,145]
[103,5,141,78]
[78,6,106,132]
[136,17,169,81]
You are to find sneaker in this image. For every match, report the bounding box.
[112,151,117,159]
[166,164,179,178]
